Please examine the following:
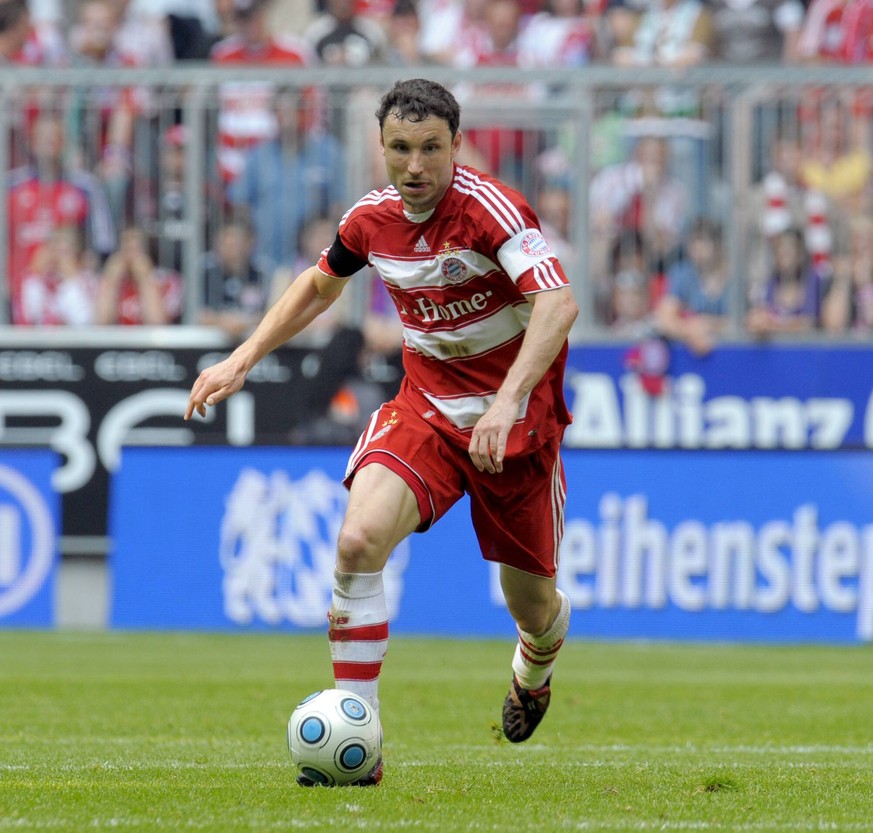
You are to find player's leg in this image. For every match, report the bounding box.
[297,463,422,787]
[466,436,570,742]
[329,461,421,714]
[499,565,571,743]
[314,396,462,787]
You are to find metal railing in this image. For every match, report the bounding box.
[1,64,871,342]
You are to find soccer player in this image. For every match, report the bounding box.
[185,78,579,786]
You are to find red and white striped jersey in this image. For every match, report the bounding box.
[318,164,573,457]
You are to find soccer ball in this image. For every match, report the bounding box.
[286,689,382,786]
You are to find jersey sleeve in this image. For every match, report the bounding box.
[463,171,571,294]
[496,225,570,294]
[317,227,369,278]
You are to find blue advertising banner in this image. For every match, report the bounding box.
[0,450,59,627]
[564,344,873,451]
[110,446,873,644]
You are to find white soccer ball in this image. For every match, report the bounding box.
[286,689,382,786]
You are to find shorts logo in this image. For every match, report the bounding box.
[520,231,552,257]
[440,257,468,284]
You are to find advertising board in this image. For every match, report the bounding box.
[0,450,59,626]
[110,446,873,644]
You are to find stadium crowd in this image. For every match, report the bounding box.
[3,0,873,374]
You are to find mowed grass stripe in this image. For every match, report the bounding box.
[1,633,872,833]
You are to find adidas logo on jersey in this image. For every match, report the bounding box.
[414,235,431,253]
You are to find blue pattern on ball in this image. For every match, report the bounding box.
[300,716,326,744]
[339,743,366,770]
[298,690,323,706]
[301,767,330,784]
[340,697,367,720]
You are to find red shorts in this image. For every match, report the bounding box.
[344,394,567,578]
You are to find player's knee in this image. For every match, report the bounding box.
[336,524,384,573]
[517,614,551,637]
[507,589,562,636]
[508,604,552,637]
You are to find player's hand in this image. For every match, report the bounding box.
[184,356,247,420]
[468,397,518,474]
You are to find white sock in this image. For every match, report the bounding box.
[328,570,388,714]
[511,589,571,690]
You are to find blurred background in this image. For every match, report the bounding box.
[2,0,873,642]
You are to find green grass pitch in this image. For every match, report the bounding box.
[1,632,872,832]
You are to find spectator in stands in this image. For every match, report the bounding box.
[708,0,805,63]
[794,0,851,63]
[537,183,577,270]
[383,0,425,65]
[595,227,657,326]
[609,265,652,338]
[210,0,315,185]
[744,128,839,299]
[95,226,182,325]
[519,0,600,67]
[140,124,228,274]
[451,0,542,188]
[611,0,714,68]
[67,0,144,227]
[822,215,873,333]
[654,218,730,356]
[18,226,99,326]
[798,96,871,219]
[0,0,64,66]
[418,0,489,66]
[25,1,67,61]
[745,227,827,335]
[0,0,67,166]
[304,0,388,65]
[157,0,238,59]
[228,89,347,271]
[6,109,115,325]
[838,0,873,63]
[602,0,646,58]
[114,0,175,66]
[143,124,188,274]
[198,215,271,340]
[589,134,689,289]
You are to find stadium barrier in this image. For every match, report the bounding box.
[1,64,872,332]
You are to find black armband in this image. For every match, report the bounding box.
[326,232,368,277]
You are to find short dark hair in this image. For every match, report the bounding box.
[375,78,461,138]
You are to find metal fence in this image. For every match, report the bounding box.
[1,64,871,341]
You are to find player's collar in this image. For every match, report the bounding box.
[402,207,436,223]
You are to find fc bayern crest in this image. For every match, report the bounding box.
[440,256,468,284]
[520,230,552,257]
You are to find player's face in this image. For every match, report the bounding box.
[380,114,461,214]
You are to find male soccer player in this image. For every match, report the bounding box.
[185,78,579,786]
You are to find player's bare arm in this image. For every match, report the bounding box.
[184,265,348,420]
[468,285,578,474]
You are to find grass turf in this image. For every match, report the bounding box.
[1,632,872,832]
